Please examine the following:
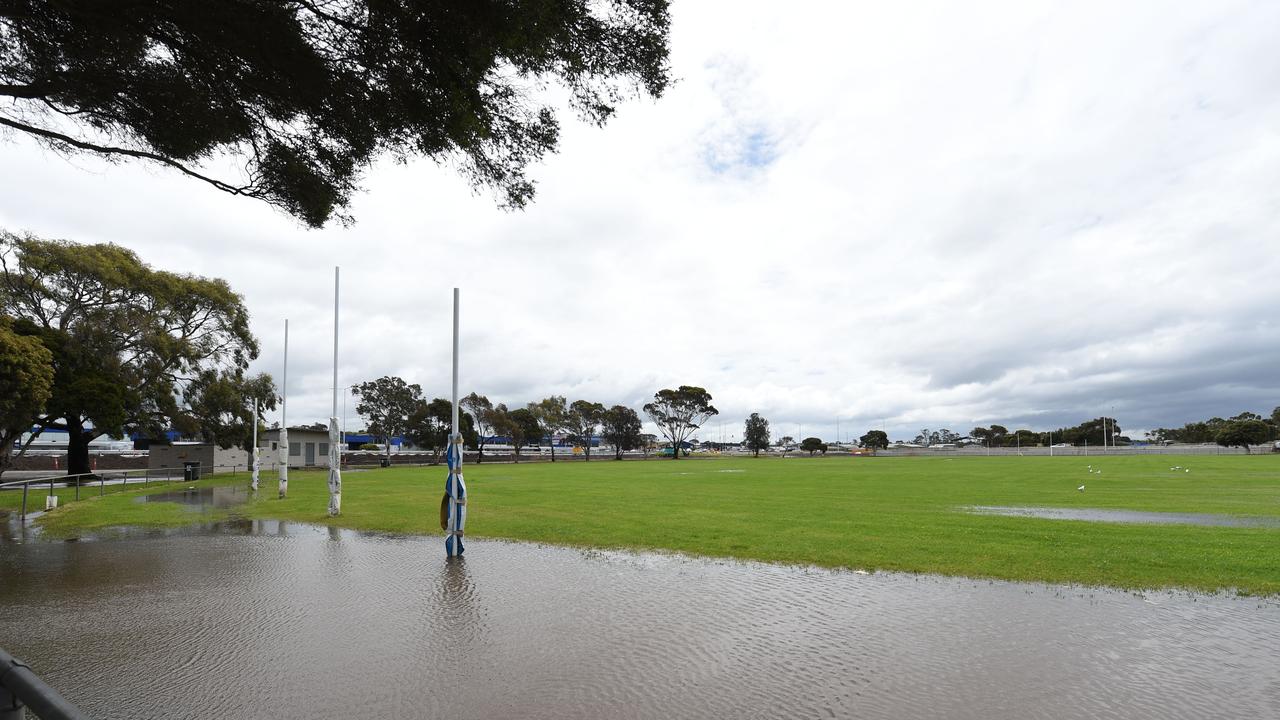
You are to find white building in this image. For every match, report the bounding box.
[261,427,334,469]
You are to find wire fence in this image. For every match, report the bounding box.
[0,464,252,522]
[871,444,1271,457]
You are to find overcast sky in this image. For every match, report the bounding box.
[2,0,1278,442]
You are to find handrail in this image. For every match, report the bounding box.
[0,647,91,720]
[0,471,105,491]
[1,465,251,522]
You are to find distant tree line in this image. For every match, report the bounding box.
[1151,409,1280,452]
[351,381,722,463]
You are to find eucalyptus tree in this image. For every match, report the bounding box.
[0,320,53,475]
[530,395,568,462]
[505,407,542,464]
[461,392,495,463]
[643,386,718,461]
[1,232,261,475]
[565,400,605,461]
[0,0,672,226]
[743,413,770,457]
[352,376,422,463]
[601,405,642,460]
[406,398,477,464]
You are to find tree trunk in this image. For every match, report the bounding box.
[513,447,520,463]
[478,439,485,464]
[67,418,92,476]
[549,438,556,462]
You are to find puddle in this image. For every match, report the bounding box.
[2,526,1278,719]
[966,505,1280,528]
[135,484,250,511]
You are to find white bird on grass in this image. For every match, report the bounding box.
[1078,484,1085,492]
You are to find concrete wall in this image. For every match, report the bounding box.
[149,444,215,472]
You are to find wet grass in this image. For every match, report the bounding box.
[24,455,1280,595]
[0,474,194,515]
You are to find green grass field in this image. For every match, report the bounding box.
[11,455,1280,595]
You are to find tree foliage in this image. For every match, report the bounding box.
[601,404,642,460]
[352,375,421,458]
[859,430,888,450]
[1153,411,1277,445]
[743,413,770,457]
[530,395,567,461]
[1040,418,1122,447]
[0,319,53,472]
[800,437,827,456]
[565,399,605,460]
[0,0,672,226]
[1215,419,1272,453]
[461,392,494,463]
[505,406,542,463]
[643,386,717,461]
[172,368,276,450]
[1,232,259,474]
[406,397,477,462]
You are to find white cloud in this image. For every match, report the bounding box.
[2,0,1278,441]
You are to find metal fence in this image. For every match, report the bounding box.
[872,444,1268,457]
[0,464,251,523]
[0,647,89,720]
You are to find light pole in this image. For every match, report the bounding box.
[331,385,353,448]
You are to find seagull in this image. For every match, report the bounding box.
[1078,484,1086,492]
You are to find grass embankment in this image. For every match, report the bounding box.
[21,455,1280,595]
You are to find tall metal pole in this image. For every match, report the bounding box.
[251,397,259,491]
[333,268,339,421]
[328,267,342,516]
[279,319,289,498]
[282,319,288,428]
[445,288,467,557]
[452,288,460,435]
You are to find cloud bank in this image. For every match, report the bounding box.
[2,0,1277,441]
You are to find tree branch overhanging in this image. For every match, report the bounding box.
[0,114,262,199]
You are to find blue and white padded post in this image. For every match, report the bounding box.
[445,287,466,557]
[445,436,466,556]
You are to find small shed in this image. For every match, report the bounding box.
[262,427,334,468]
[149,443,251,475]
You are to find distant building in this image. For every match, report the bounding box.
[262,427,334,468]
[149,443,249,473]
[341,432,405,452]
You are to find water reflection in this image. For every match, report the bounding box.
[1,528,1278,719]
[137,484,250,510]
[967,505,1280,528]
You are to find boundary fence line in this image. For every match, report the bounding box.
[0,464,250,522]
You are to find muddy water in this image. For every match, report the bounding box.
[1,524,1278,719]
[967,505,1280,528]
[135,484,250,510]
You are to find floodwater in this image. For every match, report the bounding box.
[136,484,250,510]
[967,505,1280,528]
[1,524,1278,720]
